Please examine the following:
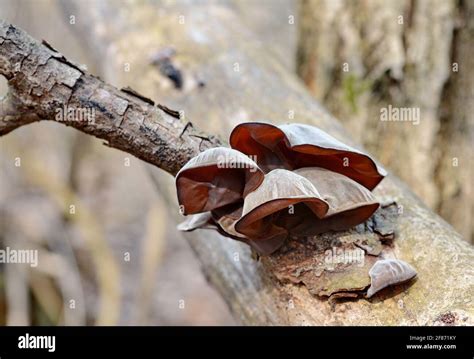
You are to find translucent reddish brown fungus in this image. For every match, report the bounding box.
[231,168,379,254]
[211,204,287,255]
[230,122,386,190]
[292,167,380,234]
[176,148,264,215]
[176,122,389,256]
[211,202,246,240]
[233,169,329,254]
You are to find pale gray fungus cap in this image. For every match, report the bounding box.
[367,259,417,298]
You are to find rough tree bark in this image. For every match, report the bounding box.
[1,1,473,327]
[297,0,474,242]
[0,22,219,174]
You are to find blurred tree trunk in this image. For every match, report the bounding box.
[297,0,473,243]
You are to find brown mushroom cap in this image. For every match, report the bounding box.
[209,203,284,255]
[230,122,386,190]
[211,202,246,239]
[291,167,380,235]
[234,169,329,252]
[176,147,265,215]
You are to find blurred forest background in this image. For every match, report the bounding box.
[0,0,472,325]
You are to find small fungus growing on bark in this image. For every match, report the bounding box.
[367,259,417,298]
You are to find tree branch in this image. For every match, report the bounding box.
[0,95,37,134]
[0,20,220,175]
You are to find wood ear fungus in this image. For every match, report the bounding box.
[367,259,417,298]
[230,122,386,190]
[176,147,264,215]
[176,122,388,256]
[293,167,380,234]
[233,169,329,254]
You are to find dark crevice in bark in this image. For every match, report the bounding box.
[432,0,473,241]
[402,0,416,57]
[433,1,461,213]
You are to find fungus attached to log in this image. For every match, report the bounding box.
[366,259,417,298]
[234,169,329,254]
[213,202,289,255]
[293,167,380,234]
[230,122,386,189]
[175,147,264,214]
[212,203,246,240]
[176,122,388,256]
